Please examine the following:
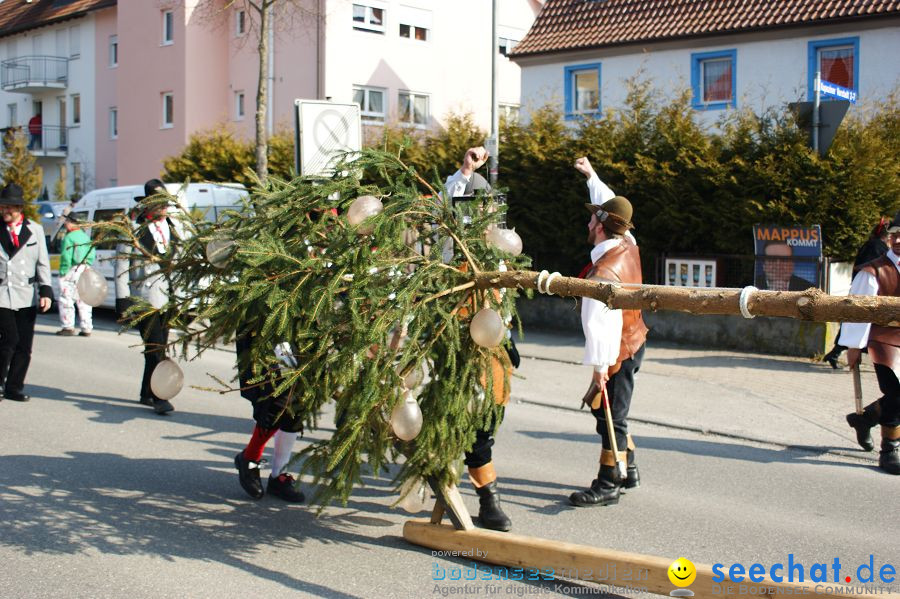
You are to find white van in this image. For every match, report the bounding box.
[48,183,248,308]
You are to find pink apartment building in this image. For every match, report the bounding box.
[0,0,540,197]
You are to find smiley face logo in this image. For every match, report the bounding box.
[668,557,697,588]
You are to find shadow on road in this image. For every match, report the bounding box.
[517,429,871,471]
[0,451,422,597]
[22,383,255,433]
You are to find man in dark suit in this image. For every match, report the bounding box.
[0,183,54,402]
[444,147,516,532]
[114,179,180,415]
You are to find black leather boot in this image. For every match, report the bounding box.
[624,449,640,489]
[879,438,900,475]
[569,465,620,507]
[475,481,512,532]
[822,346,843,369]
[846,402,880,452]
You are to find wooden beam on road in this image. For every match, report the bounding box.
[404,521,900,599]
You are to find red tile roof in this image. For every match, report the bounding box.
[511,0,900,57]
[0,0,116,40]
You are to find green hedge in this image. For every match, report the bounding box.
[163,82,900,279]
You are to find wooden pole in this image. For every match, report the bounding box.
[473,270,900,327]
[405,521,900,599]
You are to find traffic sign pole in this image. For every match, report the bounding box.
[812,71,821,154]
[489,0,499,186]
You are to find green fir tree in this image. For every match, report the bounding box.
[0,128,43,221]
[111,148,530,508]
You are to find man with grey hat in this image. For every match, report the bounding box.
[838,210,900,475]
[114,179,181,415]
[0,182,53,402]
[570,158,648,507]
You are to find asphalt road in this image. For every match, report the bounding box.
[1,313,897,599]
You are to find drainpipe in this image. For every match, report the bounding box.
[267,3,275,134]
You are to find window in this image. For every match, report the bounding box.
[236,9,246,36]
[398,91,428,127]
[7,103,16,128]
[398,6,430,41]
[353,85,386,123]
[691,50,736,110]
[500,104,519,123]
[109,108,118,139]
[162,10,174,45]
[399,24,428,41]
[56,29,68,58]
[564,63,601,117]
[808,37,859,102]
[72,162,83,196]
[499,37,518,56]
[93,208,127,249]
[109,35,118,67]
[235,91,245,120]
[162,92,173,128]
[353,4,385,34]
[71,94,80,125]
[69,25,80,58]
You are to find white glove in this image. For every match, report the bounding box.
[274,341,297,370]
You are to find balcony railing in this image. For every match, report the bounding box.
[2,125,69,157]
[1,55,68,92]
[28,125,68,156]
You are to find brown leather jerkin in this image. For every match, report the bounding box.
[583,239,648,377]
[860,255,900,377]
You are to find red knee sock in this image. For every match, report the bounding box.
[243,425,277,462]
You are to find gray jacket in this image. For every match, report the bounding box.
[0,219,53,310]
[114,216,181,309]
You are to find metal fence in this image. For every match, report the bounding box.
[1,55,68,89]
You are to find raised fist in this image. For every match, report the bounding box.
[463,147,489,172]
[574,156,594,178]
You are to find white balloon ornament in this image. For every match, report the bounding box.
[397,478,432,513]
[485,225,523,256]
[205,238,236,269]
[390,391,423,441]
[469,308,505,348]
[76,266,108,307]
[400,363,424,389]
[150,358,184,400]
[346,195,383,235]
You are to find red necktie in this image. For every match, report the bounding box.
[154,222,167,249]
[8,220,21,248]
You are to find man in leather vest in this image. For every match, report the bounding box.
[838,211,900,475]
[570,194,649,506]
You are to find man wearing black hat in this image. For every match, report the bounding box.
[570,194,648,507]
[114,179,181,414]
[838,210,900,475]
[0,182,53,402]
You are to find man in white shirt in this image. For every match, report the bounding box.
[570,158,648,507]
[443,147,513,531]
[838,212,900,475]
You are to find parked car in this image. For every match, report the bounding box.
[36,200,70,247]
[47,183,249,308]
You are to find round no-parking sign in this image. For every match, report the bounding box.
[295,100,361,177]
